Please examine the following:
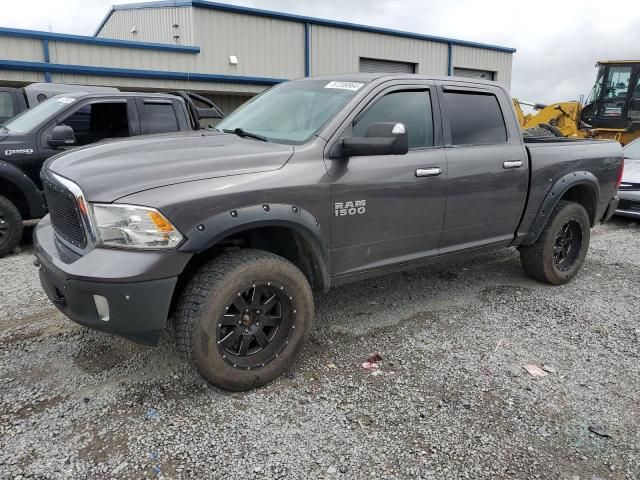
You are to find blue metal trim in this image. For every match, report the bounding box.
[304,23,311,77]
[0,27,200,53]
[0,59,285,85]
[108,0,516,53]
[42,39,52,83]
[447,43,453,76]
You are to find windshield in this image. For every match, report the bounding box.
[2,96,76,134]
[216,80,366,144]
[624,139,640,159]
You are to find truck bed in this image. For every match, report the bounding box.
[516,138,623,242]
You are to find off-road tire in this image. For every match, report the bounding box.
[176,249,314,391]
[520,200,590,285]
[0,195,23,258]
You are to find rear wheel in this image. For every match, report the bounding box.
[0,195,23,258]
[176,249,314,391]
[520,201,590,284]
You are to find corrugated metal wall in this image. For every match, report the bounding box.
[48,41,198,73]
[453,45,513,87]
[0,37,44,62]
[310,25,449,76]
[97,7,195,46]
[191,9,305,79]
[0,5,513,109]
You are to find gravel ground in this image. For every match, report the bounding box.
[0,219,639,480]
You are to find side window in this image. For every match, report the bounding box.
[141,103,179,135]
[0,92,14,119]
[61,102,130,146]
[352,90,433,149]
[443,91,507,145]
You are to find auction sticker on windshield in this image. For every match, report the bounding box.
[325,81,364,91]
[56,97,75,104]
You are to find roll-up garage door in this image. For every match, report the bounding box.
[453,67,495,80]
[359,58,416,74]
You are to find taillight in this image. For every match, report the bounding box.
[616,160,625,189]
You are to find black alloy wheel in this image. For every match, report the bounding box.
[552,219,583,271]
[0,195,23,258]
[217,282,294,369]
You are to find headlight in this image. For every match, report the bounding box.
[91,204,183,250]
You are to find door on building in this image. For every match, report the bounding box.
[359,58,416,74]
[453,67,495,81]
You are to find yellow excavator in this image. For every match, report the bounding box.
[514,60,640,145]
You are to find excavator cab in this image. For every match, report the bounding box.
[581,61,640,132]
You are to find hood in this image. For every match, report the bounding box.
[47,131,294,202]
[622,159,640,183]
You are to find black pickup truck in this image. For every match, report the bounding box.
[34,74,623,391]
[0,90,223,256]
[0,83,120,123]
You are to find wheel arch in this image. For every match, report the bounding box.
[0,161,46,219]
[177,203,330,295]
[522,171,599,246]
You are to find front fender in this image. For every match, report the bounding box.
[521,171,599,246]
[178,203,329,290]
[0,160,46,218]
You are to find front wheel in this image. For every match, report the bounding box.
[519,200,591,285]
[176,249,314,391]
[0,195,23,258]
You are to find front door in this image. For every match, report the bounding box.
[327,85,447,276]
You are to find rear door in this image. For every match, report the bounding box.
[436,82,528,252]
[326,81,448,276]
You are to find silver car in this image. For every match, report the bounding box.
[617,138,640,218]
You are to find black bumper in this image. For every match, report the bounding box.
[34,216,190,345]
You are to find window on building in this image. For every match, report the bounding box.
[359,58,416,74]
[353,90,433,148]
[141,103,179,135]
[443,91,507,145]
[61,102,130,146]
[0,92,14,119]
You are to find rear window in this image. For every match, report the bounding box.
[141,103,179,135]
[443,91,507,145]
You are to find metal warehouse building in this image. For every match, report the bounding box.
[0,0,516,113]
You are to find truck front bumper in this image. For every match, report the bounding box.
[34,216,191,345]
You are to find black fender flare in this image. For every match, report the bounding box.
[522,171,599,246]
[0,160,46,218]
[179,203,330,291]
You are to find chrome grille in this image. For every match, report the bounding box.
[42,174,87,249]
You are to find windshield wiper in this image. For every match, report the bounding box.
[222,128,269,142]
[0,124,8,133]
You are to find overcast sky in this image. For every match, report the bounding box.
[3,0,639,103]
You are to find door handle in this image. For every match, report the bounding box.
[503,160,523,169]
[415,167,442,177]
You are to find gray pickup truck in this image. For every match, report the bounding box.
[34,74,623,391]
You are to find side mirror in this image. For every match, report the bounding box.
[49,125,76,148]
[342,122,409,157]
